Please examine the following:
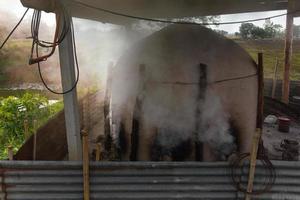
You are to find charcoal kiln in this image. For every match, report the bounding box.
[110,25,258,161]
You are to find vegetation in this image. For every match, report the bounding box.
[236,39,300,80]
[0,93,63,159]
[238,20,282,39]
[294,25,300,38]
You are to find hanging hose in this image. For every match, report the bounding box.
[230,145,276,195]
[30,2,80,95]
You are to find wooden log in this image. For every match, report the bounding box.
[282,0,295,104]
[271,58,278,99]
[82,130,90,200]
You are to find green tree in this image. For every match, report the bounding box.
[263,19,282,38]
[0,93,63,159]
[214,29,228,36]
[293,25,300,38]
[239,23,256,39]
[251,26,266,39]
[239,21,282,39]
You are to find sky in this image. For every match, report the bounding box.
[1,0,300,33]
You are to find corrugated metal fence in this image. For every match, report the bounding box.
[0,161,299,200]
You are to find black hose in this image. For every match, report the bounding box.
[230,152,276,195]
[30,2,80,95]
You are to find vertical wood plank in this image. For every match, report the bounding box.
[282,0,295,104]
[82,130,90,200]
[257,53,264,129]
[33,119,37,160]
[271,58,278,99]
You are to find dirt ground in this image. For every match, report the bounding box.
[263,124,300,160]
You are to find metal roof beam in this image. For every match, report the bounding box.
[20,0,290,25]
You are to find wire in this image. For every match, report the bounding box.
[147,73,257,86]
[0,8,29,50]
[73,1,299,26]
[230,150,276,195]
[36,20,80,95]
[213,73,257,84]
[31,3,80,95]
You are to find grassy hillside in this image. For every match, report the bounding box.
[236,39,300,80]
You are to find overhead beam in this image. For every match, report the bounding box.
[58,17,82,161]
[282,0,295,104]
[21,0,288,25]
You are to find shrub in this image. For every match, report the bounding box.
[0,93,63,159]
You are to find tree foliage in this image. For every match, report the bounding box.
[239,23,256,39]
[214,29,228,36]
[294,25,300,38]
[0,93,63,159]
[263,19,282,38]
[239,20,282,39]
[131,16,220,32]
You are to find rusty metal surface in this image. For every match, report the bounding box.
[0,161,300,200]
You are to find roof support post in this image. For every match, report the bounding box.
[58,17,82,161]
[282,0,295,104]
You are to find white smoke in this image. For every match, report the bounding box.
[110,25,242,160]
[199,89,237,158]
[141,83,236,158]
[142,84,197,145]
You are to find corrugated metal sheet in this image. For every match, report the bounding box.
[0,161,299,200]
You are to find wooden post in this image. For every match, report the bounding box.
[95,143,102,161]
[82,130,90,200]
[33,119,37,160]
[83,90,90,131]
[282,0,295,104]
[7,145,13,161]
[245,53,264,200]
[245,129,261,200]
[24,119,30,140]
[271,58,279,99]
[256,53,264,129]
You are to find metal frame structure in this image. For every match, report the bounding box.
[20,0,300,160]
[58,18,82,160]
